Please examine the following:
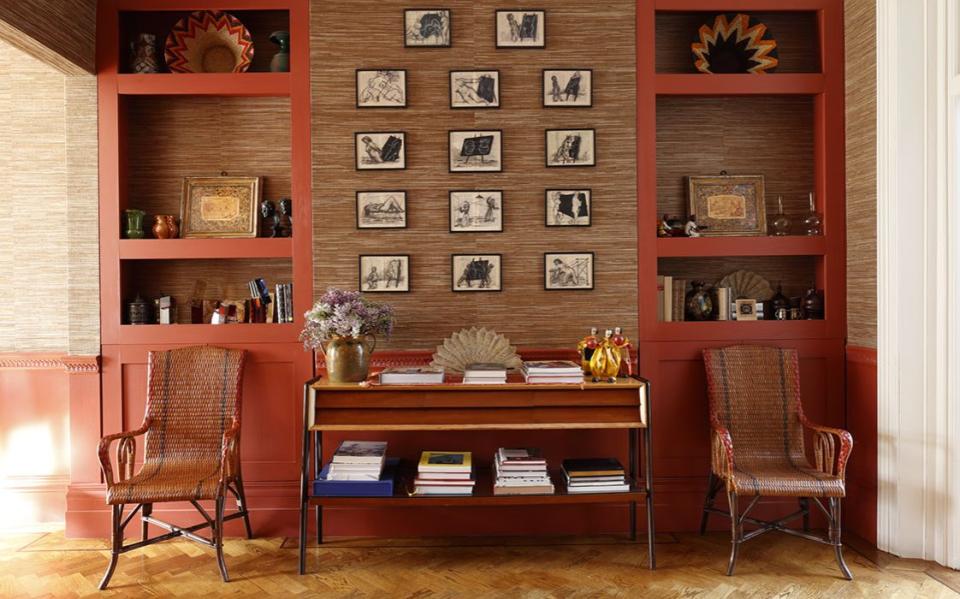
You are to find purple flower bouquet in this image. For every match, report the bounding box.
[300,288,394,349]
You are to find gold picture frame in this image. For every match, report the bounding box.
[687,174,766,237]
[180,176,261,238]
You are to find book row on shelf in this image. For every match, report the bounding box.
[125,278,294,325]
[657,275,825,322]
[311,442,630,498]
[377,360,586,385]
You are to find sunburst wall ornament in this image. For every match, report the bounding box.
[165,11,254,74]
[691,14,778,74]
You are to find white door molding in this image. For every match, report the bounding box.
[876,0,960,569]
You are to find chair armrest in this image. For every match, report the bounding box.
[711,424,735,479]
[97,418,150,488]
[220,420,241,483]
[801,416,853,479]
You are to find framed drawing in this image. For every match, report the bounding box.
[404,9,451,47]
[450,70,500,109]
[495,10,545,48]
[687,174,766,236]
[544,252,594,290]
[355,132,406,170]
[543,69,592,107]
[449,191,503,232]
[545,128,595,167]
[452,254,502,291]
[356,191,407,229]
[545,189,591,226]
[180,176,261,238]
[356,69,407,108]
[359,255,410,292]
[449,130,502,172]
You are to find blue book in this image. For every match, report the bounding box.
[312,458,399,497]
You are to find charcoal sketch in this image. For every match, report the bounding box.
[545,253,594,290]
[357,191,407,229]
[357,70,406,108]
[543,69,592,107]
[360,255,410,292]
[545,129,595,167]
[405,9,451,47]
[546,189,591,226]
[450,70,500,108]
[496,10,545,47]
[452,255,502,291]
[356,132,406,170]
[449,130,502,172]
[450,191,503,232]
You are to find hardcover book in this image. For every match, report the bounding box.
[313,458,399,497]
[562,457,625,477]
[332,440,387,464]
[418,451,472,472]
[379,366,445,385]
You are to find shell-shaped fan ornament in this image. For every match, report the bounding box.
[718,270,774,301]
[691,13,779,74]
[430,327,522,373]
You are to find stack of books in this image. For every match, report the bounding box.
[313,440,397,497]
[463,363,507,384]
[379,366,445,385]
[413,451,475,495]
[562,458,630,494]
[521,360,584,384]
[493,448,554,496]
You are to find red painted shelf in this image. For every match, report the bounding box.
[117,73,291,97]
[651,319,831,342]
[118,323,299,344]
[118,238,293,260]
[117,0,296,11]
[657,236,827,257]
[655,0,831,10]
[655,74,824,96]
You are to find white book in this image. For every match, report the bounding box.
[416,471,474,480]
[524,375,584,384]
[566,484,630,494]
[521,360,583,375]
[566,478,627,487]
[414,486,474,495]
[326,471,381,481]
[379,367,445,385]
[332,441,387,464]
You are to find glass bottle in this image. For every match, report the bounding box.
[803,192,822,236]
[769,195,791,236]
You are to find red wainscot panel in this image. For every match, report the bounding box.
[844,345,877,546]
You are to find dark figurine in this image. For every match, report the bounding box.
[278,197,292,237]
[259,199,276,237]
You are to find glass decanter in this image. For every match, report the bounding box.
[803,192,822,236]
[769,195,792,236]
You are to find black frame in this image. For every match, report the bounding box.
[355,132,407,171]
[358,254,411,293]
[404,8,452,48]
[356,191,408,229]
[448,190,504,233]
[356,69,408,109]
[449,129,503,173]
[449,69,501,109]
[451,253,503,292]
[544,251,595,290]
[542,68,593,108]
[545,128,596,168]
[545,188,592,227]
[494,9,546,48]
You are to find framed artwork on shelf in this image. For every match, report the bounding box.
[687,174,766,236]
[359,255,410,292]
[356,69,407,108]
[355,132,406,170]
[495,10,545,48]
[179,175,261,238]
[452,254,502,291]
[450,70,500,109]
[544,252,594,290]
[449,130,502,173]
[545,189,591,226]
[404,9,451,47]
[449,191,503,232]
[545,128,595,167]
[356,191,407,229]
[543,69,592,107]
[735,299,759,321]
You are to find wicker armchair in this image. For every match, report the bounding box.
[97,346,251,590]
[700,345,853,579]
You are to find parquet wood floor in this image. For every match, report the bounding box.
[1,530,957,598]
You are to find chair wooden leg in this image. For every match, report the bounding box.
[99,504,123,590]
[830,497,853,580]
[215,496,229,582]
[800,497,810,532]
[700,472,720,535]
[141,503,152,541]
[726,491,740,576]
[233,476,254,540]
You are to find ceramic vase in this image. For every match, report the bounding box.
[684,281,715,321]
[124,209,146,239]
[129,33,161,73]
[269,31,290,73]
[152,215,179,239]
[324,335,376,383]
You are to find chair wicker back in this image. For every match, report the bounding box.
[703,345,805,467]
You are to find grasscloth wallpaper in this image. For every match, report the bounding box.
[0,41,98,354]
[844,0,877,348]
[0,0,95,75]
[311,1,637,349]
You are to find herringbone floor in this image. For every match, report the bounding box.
[0,529,957,598]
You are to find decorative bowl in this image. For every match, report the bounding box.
[164,11,254,73]
[691,13,778,74]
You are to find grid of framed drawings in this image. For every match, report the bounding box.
[352,8,598,293]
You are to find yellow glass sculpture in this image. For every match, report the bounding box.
[589,332,622,382]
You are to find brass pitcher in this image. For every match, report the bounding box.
[324,335,376,383]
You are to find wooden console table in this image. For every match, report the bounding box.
[298,376,655,574]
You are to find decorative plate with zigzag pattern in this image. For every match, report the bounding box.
[691,14,778,74]
[164,11,254,74]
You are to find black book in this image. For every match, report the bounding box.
[562,458,625,478]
